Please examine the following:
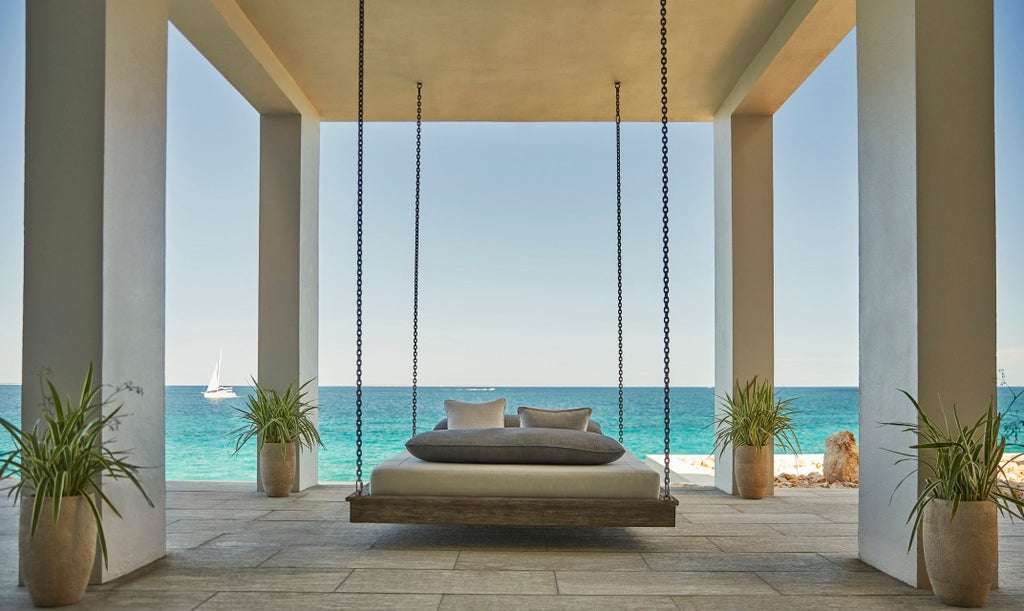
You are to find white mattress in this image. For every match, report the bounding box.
[369,451,661,499]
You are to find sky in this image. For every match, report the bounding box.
[0,2,1022,387]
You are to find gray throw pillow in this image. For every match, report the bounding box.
[406,428,626,465]
[444,398,506,430]
[433,414,604,435]
[518,406,592,431]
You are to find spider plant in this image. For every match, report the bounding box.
[885,391,1024,550]
[0,363,153,566]
[712,376,801,454]
[231,378,323,455]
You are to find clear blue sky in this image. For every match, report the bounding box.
[0,2,1021,387]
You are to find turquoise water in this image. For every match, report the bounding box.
[1,385,1021,481]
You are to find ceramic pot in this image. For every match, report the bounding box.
[734,445,770,499]
[260,442,297,497]
[20,496,96,607]
[923,499,997,608]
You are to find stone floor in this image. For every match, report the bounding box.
[1,482,1022,610]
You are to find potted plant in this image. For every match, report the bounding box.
[712,377,800,499]
[0,364,152,607]
[886,392,1024,608]
[232,378,322,497]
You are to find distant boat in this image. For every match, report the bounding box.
[202,350,237,399]
[465,387,496,391]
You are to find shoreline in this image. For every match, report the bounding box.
[647,452,1024,489]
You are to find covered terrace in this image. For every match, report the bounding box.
[13,0,1008,603]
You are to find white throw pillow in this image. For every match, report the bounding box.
[444,398,506,430]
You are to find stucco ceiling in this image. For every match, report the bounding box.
[175,0,854,122]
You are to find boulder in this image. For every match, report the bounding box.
[824,430,859,483]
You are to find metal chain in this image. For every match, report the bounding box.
[411,82,422,437]
[354,0,365,494]
[615,82,624,445]
[659,0,673,501]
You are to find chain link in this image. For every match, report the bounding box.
[659,0,672,501]
[354,0,365,494]
[615,82,624,445]
[411,82,422,437]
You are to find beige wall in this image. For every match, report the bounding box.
[23,0,169,583]
[257,113,321,491]
[714,113,775,495]
[857,0,996,588]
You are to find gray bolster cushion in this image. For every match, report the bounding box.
[406,428,626,465]
[518,406,591,431]
[434,414,603,435]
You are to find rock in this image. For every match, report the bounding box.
[824,430,860,483]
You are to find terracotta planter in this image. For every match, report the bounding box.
[734,445,770,499]
[20,496,96,607]
[260,442,297,497]
[923,499,997,607]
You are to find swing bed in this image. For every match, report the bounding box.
[346,0,679,527]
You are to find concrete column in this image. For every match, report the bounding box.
[713,114,775,495]
[257,114,320,491]
[23,0,168,583]
[857,0,995,588]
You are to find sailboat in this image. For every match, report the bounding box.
[202,350,237,399]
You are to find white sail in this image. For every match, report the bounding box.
[203,350,237,398]
[205,351,222,392]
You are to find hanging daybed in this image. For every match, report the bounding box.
[346,0,678,527]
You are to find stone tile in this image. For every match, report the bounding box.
[817,511,859,524]
[820,553,878,572]
[166,495,233,510]
[674,491,748,504]
[116,567,351,593]
[166,519,258,534]
[198,591,441,610]
[675,504,742,515]
[73,589,216,610]
[257,509,340,521]
[768,522,858,537]
[213,498,339,512]
[711,535,857,553]
[0,588,37,611]
[203,522,377,549]
[294,486,355,502]
[780,489,860,501]
[337,568,557,595]
[441,594,679,610]
[642,552,836,572]
[373,526,547,551]
[671,595,921,610]
[167,481,255,493]
[623,524,779,537]
[167,531,224,550]
[159,546,281,569]
[167,509,270,522]
[262,548,458,569]
[555,570,776,596]
[686,513,830,524]
[756,569,930,596]
[900,592,1024,609]
[544,534,720,553]
[732,502,838,514]
[456,551,649,571]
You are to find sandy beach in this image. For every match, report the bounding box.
[648,452,1024,491]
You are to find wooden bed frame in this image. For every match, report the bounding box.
[346,492,678,527]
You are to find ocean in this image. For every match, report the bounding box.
[1,385,1022,482]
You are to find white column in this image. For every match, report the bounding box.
[258,114,320,491]
[714,114,775,495]
[857,0,995,588]
[23,0,168,583]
